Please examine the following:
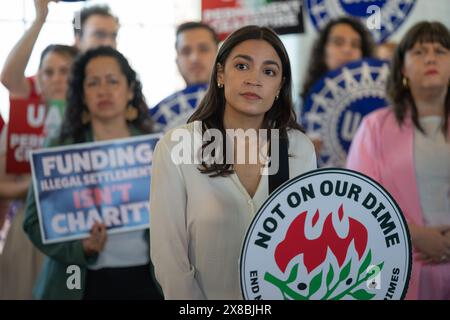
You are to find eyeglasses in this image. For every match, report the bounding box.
[90,30,118,41]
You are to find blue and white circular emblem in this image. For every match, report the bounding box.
[301,58,389,168]
[305,0,416,43]
[150,83,208,132]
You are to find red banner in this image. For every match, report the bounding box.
[6,97,47,174]
[0,114,4,134]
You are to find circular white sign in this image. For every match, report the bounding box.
[240,168,412,300]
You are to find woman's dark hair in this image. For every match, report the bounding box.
[188,25,302,177]
[301,16,375,100]
[387,21,450,136]
[38,44,79,69]
[60,46,153,143]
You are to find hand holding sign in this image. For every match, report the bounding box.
[82,222,107,257]
[34,0,60,22]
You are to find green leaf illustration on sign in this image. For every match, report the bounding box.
[326,264,334,289]
[349,289,376,300]
[358,250,372,275]
[339,259,352,281]
[308,271,323,298]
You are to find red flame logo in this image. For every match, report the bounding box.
[274,204,368,274]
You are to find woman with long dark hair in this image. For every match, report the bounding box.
[59,48,152,143]
[300,17,375,156]
[301,16,375,102]
[347,21,450,300]
[150,25,317,299]
[23,46,161,300]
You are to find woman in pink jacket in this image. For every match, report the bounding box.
[347,21,450,300]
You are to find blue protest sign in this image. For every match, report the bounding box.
[30,134,161,244]
[150,83,207,132]
[305,0,416,43]
[301,58,389,168]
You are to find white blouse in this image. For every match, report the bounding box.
[414,116,450,226]
[149,122,317,299]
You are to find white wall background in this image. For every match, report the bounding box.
[0,0,449,122]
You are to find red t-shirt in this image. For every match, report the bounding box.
[26,76,42,100]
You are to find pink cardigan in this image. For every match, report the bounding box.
[346,107,450,300]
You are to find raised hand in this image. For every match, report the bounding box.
[34,0,59,22]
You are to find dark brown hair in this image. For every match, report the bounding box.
[39,44,78,69]
[73,5,119,37]
[301,16,375,101]
[175,21,219,50]
[386,21,450,136]
[188,25,302,177]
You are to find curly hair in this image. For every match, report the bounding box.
[188,25,302,177]
[301,16,375,101]
[60,46,153,143]
[386,21,450,136]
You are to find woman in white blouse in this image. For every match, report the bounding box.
[347,21,450,299]
[150,25,317,299]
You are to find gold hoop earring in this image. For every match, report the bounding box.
[402,77,409,89]
[82,110,91,124]
[126,105,138,121]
